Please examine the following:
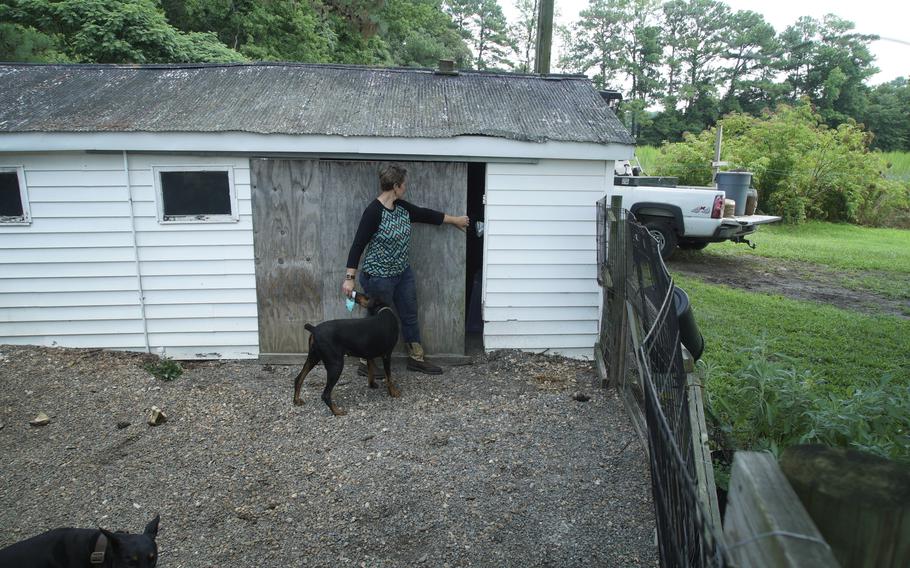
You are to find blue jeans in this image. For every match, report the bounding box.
[359,266,420,344]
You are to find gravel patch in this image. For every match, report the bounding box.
[0,345,657,567]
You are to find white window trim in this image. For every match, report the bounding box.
[0,165,31,225]
[152,165,238,224]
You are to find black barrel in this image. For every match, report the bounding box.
[674,287,704,361]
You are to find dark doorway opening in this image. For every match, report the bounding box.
[465,162,485,356]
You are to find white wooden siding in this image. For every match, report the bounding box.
[483,159,610,360]
[0,152,258,359]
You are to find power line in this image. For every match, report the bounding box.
[875,37,910,47]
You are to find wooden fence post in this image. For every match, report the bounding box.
[723,451,839,567]
[780,445,910,568]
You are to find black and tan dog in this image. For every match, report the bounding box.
[293,292,400,416]
[0,514,159,568]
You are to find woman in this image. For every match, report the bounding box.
[342,164,469,374]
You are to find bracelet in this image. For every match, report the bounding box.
[344,274,355,281]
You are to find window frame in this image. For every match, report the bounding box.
[152,165,239,224]
[0,166,31,226]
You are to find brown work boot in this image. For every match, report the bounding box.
[406,342,443,375]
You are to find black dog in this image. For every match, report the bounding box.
[293,292,400,416]
[0,514,159,568]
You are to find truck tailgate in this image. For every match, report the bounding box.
[730,214,781,225]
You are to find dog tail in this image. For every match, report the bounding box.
[304,323,315,333]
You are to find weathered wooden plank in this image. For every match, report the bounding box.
[252,159,465,356]
[780,444,910,568]
[251,159,323,354]
[723,451,839,567]
[686,359,723,531]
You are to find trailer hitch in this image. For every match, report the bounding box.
[733,236,757,249]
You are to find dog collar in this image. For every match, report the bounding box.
[90,532,107,565]
[376,306,393,315]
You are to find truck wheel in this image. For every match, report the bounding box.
[679,242,709,251]
[644,221,677,260]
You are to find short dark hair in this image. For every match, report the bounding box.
[379,164,407,192]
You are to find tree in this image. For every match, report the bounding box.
[862,78,910,151]
[654,102,909,225]
[780,14,878,126]
[660,0,731,114]
[444,0,513,69]
[560,0,623,90]
[508,0,538,73]
[719,10,780,114]
[161,0,393,65]
[380,0,472,68]
[2,0,244,63]
[0,21,69,62]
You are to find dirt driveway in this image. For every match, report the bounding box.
[0,346,657,567]
[669,251,910,318]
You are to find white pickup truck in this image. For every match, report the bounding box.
[611,170,781,259]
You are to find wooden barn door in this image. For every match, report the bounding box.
[251,159,466,360]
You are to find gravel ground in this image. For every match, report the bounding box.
[0,345,657,567]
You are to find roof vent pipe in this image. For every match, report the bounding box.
[435,59,458,76]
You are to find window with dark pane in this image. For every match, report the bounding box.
[0,171,24,218]
[160,171,231,218]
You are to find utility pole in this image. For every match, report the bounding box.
[534,0,554,74]
[712,124,727,184]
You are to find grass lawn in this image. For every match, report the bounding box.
[881,150,910,183]
[704,221,910,302]
[675,274,910,394]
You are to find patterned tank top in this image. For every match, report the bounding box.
[362,204,411,277]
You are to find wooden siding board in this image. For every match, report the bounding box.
[0,261,137,278]
[0,233,135,249]
[28,201,133,218]
[484,292,599,307]
[484,334,597,349]
[486,249,595,265]
[488,235,595,250]
[482,160,607,358]
[484,320,598,335]
[0,291,140,307]
[0,152,259,357]
[486,205,594,222]
[1,334,147,349]
[137,245,254,262]
[143,289,256,305]
[485,278,598,293]
[144,317,258,333]
[486,190,606,205]
[486,176,605,192]
[145,303,258,319]
[0,276,137,293]
[483,306,595,321]
[140,274,256,291]
[0,305,142,322]
[487,160,605,176]
[484,264,596,279]
[0,319,145,336]
[139,259,254,276]
[147,331,258,347]
[491,220,595,236]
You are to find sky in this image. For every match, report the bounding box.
[502,0,910,85]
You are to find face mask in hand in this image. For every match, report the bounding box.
[345,290,357,312]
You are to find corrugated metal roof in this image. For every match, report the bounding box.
[0,63,634,145]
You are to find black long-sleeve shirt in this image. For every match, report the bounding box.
[346,199,444,276]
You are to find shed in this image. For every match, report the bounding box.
[0,62,634,360]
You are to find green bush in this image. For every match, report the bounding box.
[653,102,910,226]
[704,340,910,464]
[144,359,183,381]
